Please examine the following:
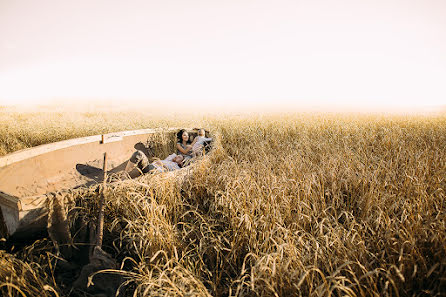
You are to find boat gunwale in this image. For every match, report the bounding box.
[0,127,183,168]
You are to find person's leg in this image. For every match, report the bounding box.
[149,160,164,172]
[142,163,156,173]
[127,150,149,173]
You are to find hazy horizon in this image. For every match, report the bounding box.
[1,99,444,116]
[1,0,445,112]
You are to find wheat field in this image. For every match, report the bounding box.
[0,110,445,297]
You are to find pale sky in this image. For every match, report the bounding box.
[0,0,445,112]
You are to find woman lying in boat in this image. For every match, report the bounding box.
[125,151,184,174]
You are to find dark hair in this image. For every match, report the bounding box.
[177,129,190,144]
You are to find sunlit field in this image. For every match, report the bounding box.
[0,109,445,296]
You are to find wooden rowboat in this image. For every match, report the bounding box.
[0,127,203,238]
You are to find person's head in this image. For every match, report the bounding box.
[173,154,184,166]
[198,129,206,137]
[177,129,189,143]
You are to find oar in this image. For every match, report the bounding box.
[74,152,122,295]
[96,152,107,248]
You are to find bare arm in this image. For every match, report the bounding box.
[176,143,192,154]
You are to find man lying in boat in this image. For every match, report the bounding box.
[125,150,184,174]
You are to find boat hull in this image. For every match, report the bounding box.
[0,128,185,238]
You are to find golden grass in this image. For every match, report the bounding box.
[0,111,445,296]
